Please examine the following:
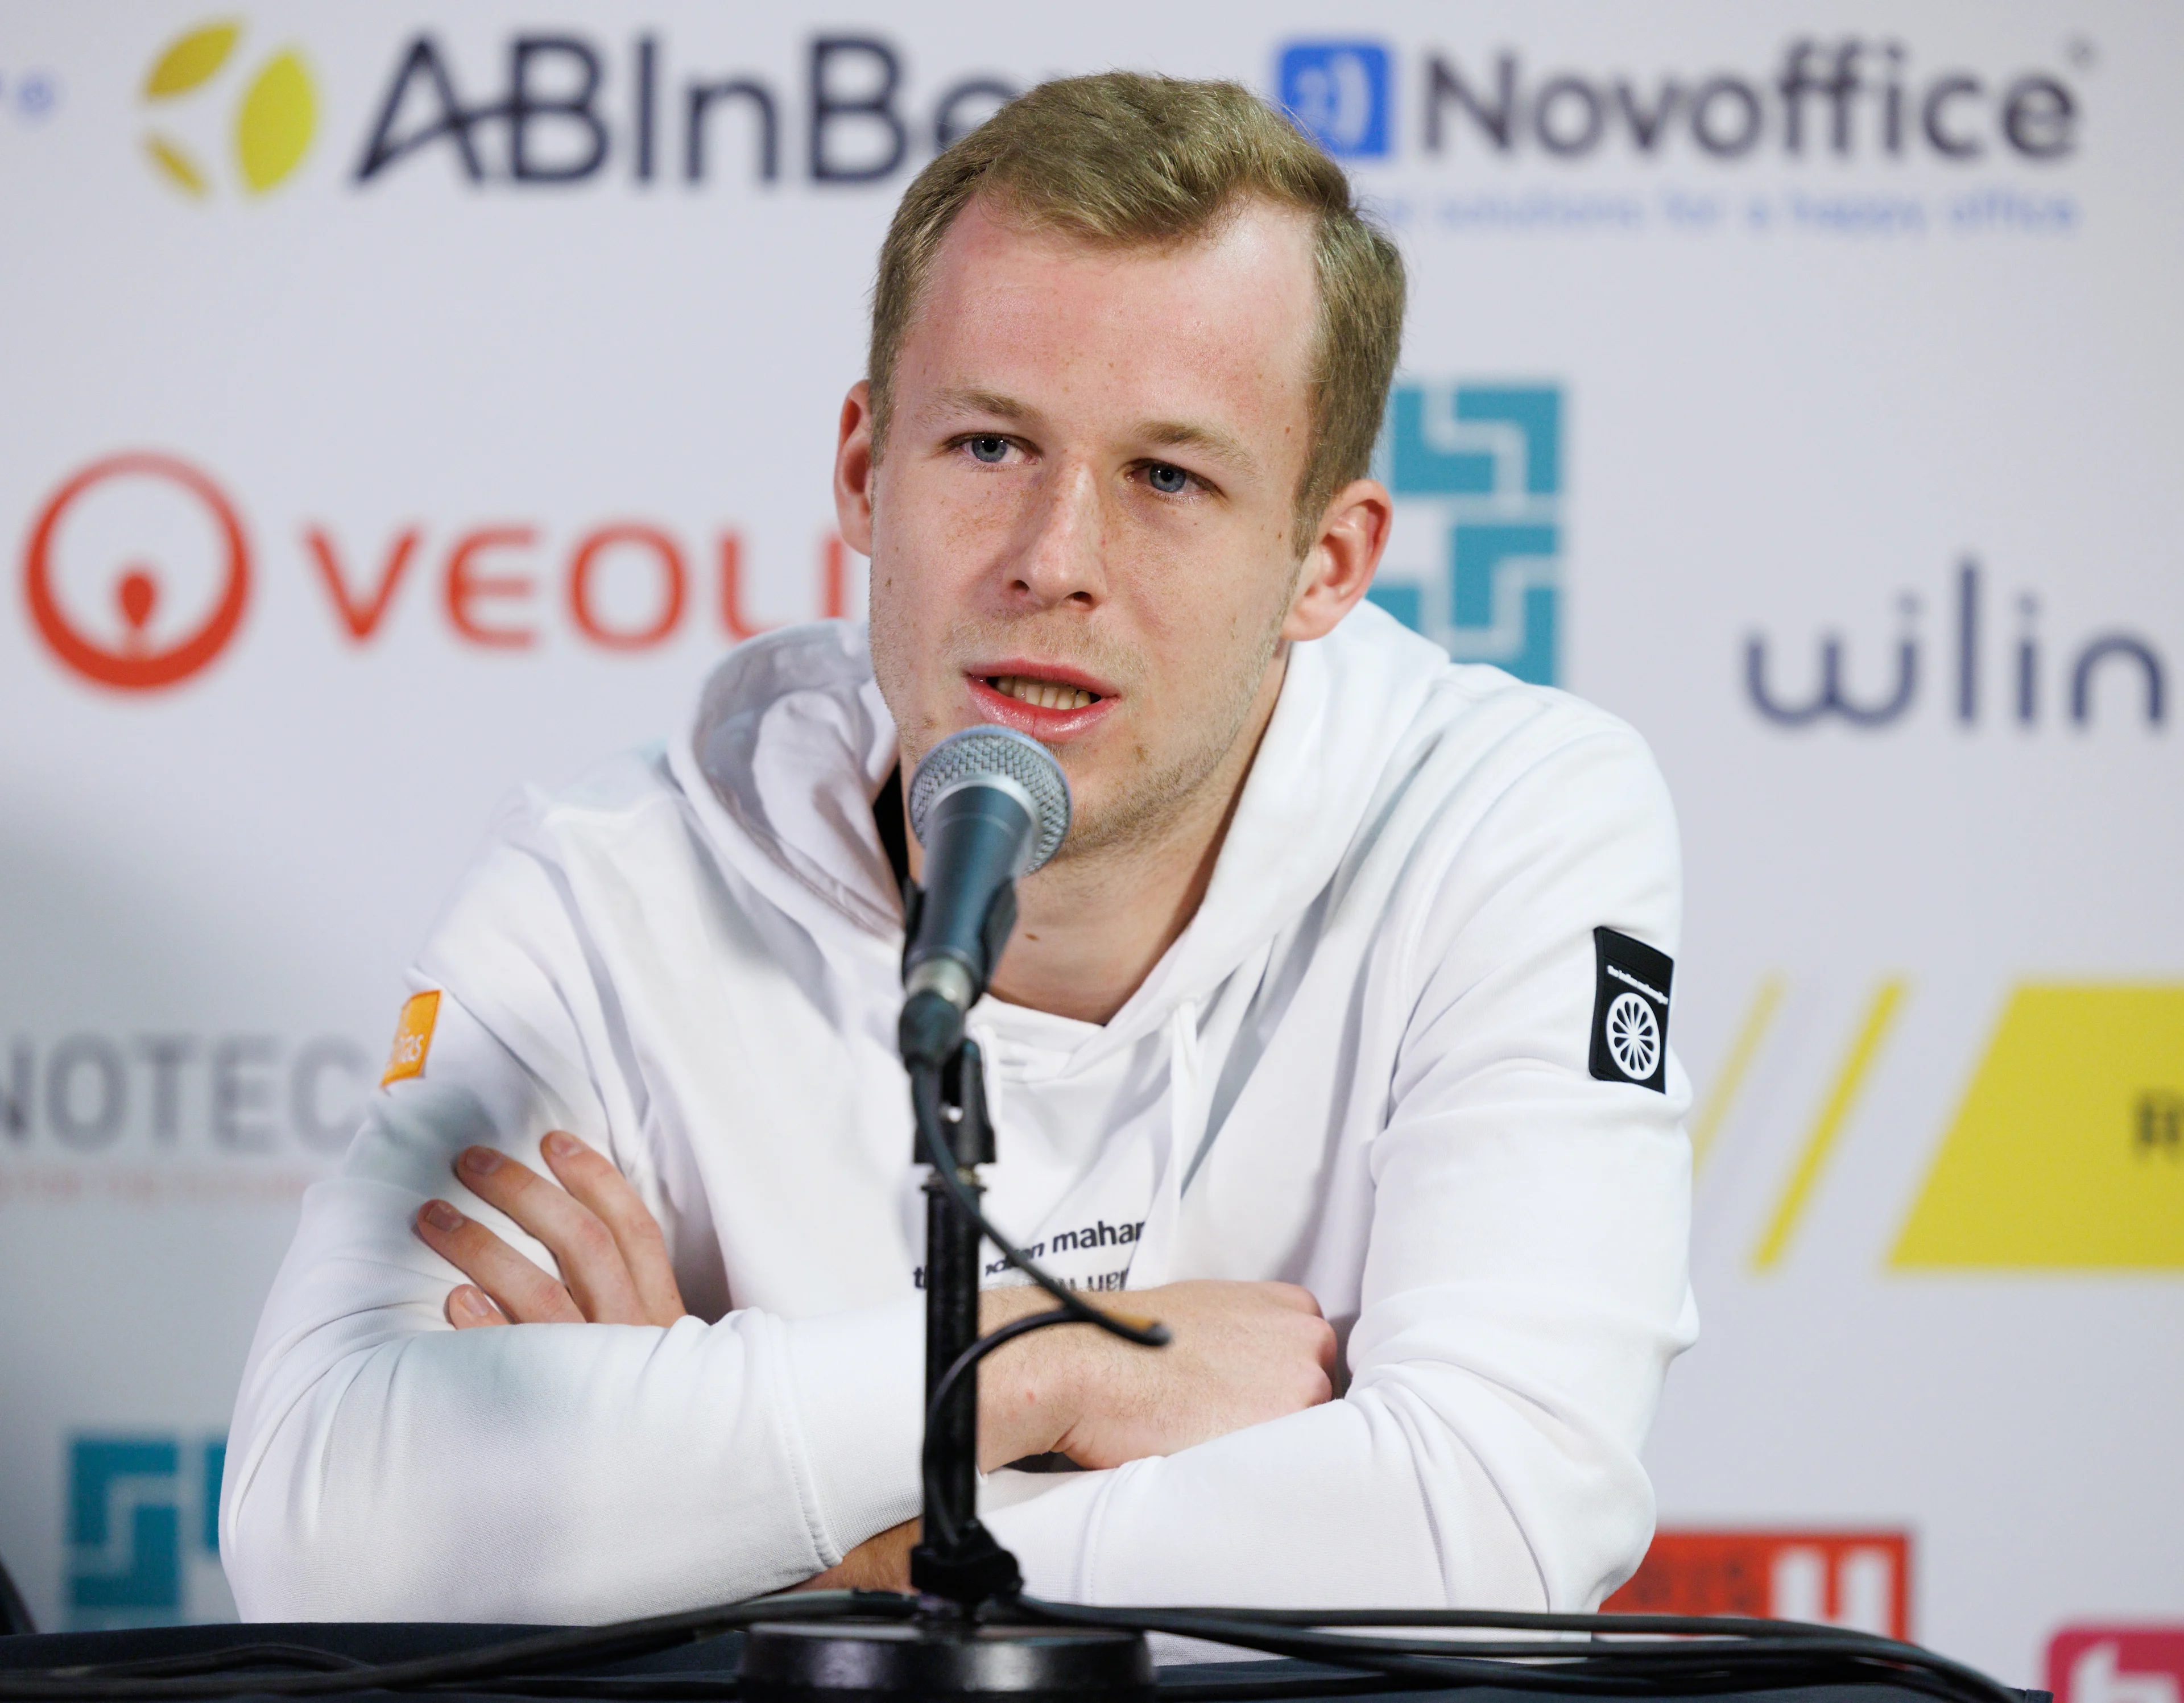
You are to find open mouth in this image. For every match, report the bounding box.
[985,674,1102,712]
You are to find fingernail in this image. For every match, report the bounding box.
[450,1285,495,1322]
[420,1199,464,1233]
[458,1146,502,1177]
[542,1131,580,1160]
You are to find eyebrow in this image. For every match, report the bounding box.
[919,386,1261,481]
[919,386,1036,425]
[1136,417,1259,478]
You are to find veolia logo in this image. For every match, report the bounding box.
[23,454,252,692]
[140,19,317,198]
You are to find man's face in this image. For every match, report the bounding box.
[849,195,1325,859]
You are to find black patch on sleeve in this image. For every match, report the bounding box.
[1589,927,1673,1092]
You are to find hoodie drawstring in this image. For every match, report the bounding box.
[1128,998,1203,1290]
[1167,999,1203,1204]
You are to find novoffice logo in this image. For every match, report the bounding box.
[67,1435,226,1629]
[1277,42,1392,159]
[1276,36,2081,164]
[1371,382,1561,687]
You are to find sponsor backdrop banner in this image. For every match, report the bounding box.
[1,0,2177,1684]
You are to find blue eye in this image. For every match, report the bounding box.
[967,436,1010,464]
[1147,462,1189,495]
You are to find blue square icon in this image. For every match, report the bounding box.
[1277,42,1393,159]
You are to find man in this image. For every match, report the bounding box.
[223,74,1694,1623]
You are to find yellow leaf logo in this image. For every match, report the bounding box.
[236,50,315,193]
[143,20,240,99]
[143,133,211,198]
[139,19,316,200]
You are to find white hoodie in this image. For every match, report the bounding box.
[221,604,1697,1625]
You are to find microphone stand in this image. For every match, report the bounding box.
[906,1039,1025,1607]
[738,982,1152,1701]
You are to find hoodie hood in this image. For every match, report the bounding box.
[668,605,1451,1064]
[667,607,1458,1294]
[231,593,1692,1623]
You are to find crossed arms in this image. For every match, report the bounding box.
[413,1129,1340,1590]
[221,718,1692,1620]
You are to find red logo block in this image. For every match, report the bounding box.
[1604,1530,1911,1638]
[2049,1629,2184,1703]
[24,452,251,692]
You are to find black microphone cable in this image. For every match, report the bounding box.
[0,1593,2038,1703]
[0,1077,2038,1702]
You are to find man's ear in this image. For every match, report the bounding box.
[1283,477,1393,642]
[834,381,878,556]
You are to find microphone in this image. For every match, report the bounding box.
[897,726,1072,1065]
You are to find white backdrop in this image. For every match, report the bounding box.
[1,3,2178,1688]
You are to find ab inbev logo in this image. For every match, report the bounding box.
[140,18,317,199]
[20,450,851,693]
[127,19,1023,196]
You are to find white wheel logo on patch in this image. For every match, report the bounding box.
[1605,992,1660,1081]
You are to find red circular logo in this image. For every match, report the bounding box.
[24,452,251,691]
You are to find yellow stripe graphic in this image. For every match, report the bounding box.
[1751,978,1908,1272]
[1689,974,1785,1176]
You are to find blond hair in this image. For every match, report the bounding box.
[869,73,1406,549]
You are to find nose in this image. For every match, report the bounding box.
[1007,458,1106,611]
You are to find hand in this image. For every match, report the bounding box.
[796,1520,918,1593]
[414,1131,688,1329]
[977,1280,1337,1471]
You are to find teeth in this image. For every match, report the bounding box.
[993,675,1097,712]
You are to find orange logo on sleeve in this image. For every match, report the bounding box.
[382,990,441,1086]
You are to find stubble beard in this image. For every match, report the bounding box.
[1036,598,1289,870]
[870,567,1295,872]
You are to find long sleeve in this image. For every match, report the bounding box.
[984,721,1698,1611]
[224,663,1698,1624]
[220,819,926,1623]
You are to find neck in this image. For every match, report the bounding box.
[905,653,1287,1027]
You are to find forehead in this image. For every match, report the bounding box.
[899,195,1320,449]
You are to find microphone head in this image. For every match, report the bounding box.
[908,726,1072,874]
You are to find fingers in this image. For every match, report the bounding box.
[1311,1315,1338,1374]
[415,1198,584,1325]
[452,1146,646,1325]
[795,1520,919,1594]
[414,1135,684,1330]
[537,1131,688,1326]
[447,1284,508,1330]
[1258,1282,1326,1316]
[1255,1288,1337,1373]
[1254,1283,1337,1373]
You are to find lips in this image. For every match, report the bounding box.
[965,663,1118,741]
